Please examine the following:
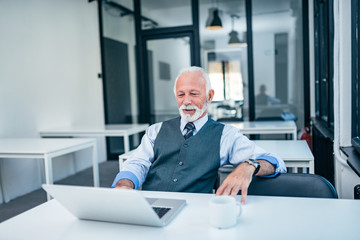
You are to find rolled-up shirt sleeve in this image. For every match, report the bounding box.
[220,125,287,176]
[111,123,162,189]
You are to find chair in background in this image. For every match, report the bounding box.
[217,117,243,122]
[217,168,338,198]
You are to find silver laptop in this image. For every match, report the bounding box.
[42,184,186,227]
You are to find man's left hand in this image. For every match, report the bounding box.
[215,160,275,204]
[215,162,255,204]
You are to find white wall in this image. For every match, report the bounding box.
[0,0,105,202]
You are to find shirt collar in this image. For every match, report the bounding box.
[180,114,208,133]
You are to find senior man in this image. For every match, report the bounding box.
[112,66,286,204]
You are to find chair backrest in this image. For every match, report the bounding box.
[217,117,243,122]
[246,173,338,198]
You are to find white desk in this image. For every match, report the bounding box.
[0,191,358,240]
[119,140,314,174]
[39,124,149,153]
[0,138,98,202]
[254,140,314,173]
[221,120,297,140]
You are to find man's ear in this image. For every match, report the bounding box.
[207,89,215,103]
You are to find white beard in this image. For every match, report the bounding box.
[178,101,207,122]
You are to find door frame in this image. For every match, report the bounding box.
[134,0,200,124]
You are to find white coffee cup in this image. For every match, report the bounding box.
[208,196,241,229]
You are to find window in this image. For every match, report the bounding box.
[314,0,334,128]
[205,50,244,102]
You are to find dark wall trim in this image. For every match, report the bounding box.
[303,0,311,126]
[191,0,201,66]
[246,0,255,121]
[328,0,335,127]
[96,0,109,124]
[134,0,148,123]
[351,0,359,137]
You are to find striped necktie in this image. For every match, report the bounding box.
[184,122,195,140]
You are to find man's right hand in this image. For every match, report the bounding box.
[115,179,135,190]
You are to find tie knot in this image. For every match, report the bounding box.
[184,122,195,140]
[185,122,195,131]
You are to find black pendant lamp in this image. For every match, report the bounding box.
[228,31,242,45]
[228,15,247,47]
[206,8,223,30]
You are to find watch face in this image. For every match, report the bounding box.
[249,159,260,167]
[247,159,260,175]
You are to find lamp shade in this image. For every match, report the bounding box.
[228,31,247,47]
[228,31,241,45]
[206,8,222,30]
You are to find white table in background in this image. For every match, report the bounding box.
[0,138,98,202]
[119,140,314,173]
[254,140,314,173]
[0,190,358,240]
[39,124,149,153]
[221,120,297,140]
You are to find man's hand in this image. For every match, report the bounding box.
[216,162,255,204]
[216,160,276,204]
[114,179,135,190]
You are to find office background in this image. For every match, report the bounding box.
[0,0,359,204]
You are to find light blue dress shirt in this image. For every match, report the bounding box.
[112,115,287,189]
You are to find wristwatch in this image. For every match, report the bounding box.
[245,159,260,176]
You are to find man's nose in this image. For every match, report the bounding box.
[183,95,192,105]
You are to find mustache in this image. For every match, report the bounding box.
[179,105,199,110]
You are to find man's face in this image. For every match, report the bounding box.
[175,72,214,122]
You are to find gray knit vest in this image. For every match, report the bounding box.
[141,117,224,193]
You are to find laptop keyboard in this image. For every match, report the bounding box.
[152,207,171,218]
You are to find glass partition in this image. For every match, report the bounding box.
[199,0,247,121]
[252,0,304,128]
[146,37,191,123]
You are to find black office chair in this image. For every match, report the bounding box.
[216,169,338,199]
[247,173,338,198]
[217,117,243,122]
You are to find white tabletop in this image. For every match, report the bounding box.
[222,120,297,139]
[0,138,96,155]
[0,190,358,240]
[254,140,313,161]
[224,120,296,130]
[39,124,149,136]
[39,124,149,153]
[0,138,99,202]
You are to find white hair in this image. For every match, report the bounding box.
[173,66,212,96]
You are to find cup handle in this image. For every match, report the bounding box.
[236,202,242,217]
